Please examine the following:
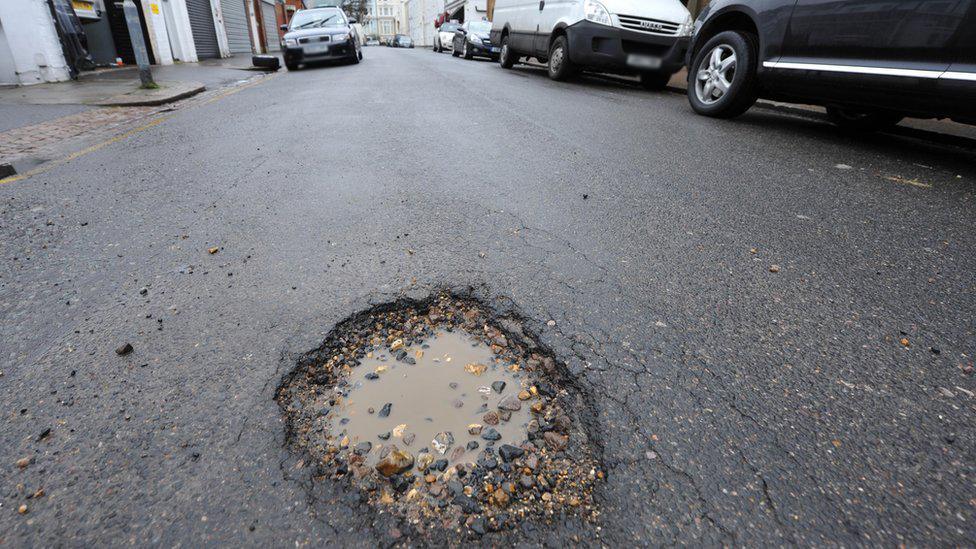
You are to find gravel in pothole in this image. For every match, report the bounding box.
[277,294,602,539]
[327,329,531,472]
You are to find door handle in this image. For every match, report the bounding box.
[539,0,544,9]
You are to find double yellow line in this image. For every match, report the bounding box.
[0,74,275,185]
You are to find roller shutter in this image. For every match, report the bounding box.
[186,0,220,58]
[221,0,253,53]
[261,1,280,52]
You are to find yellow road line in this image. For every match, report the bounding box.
[0,73,276,186]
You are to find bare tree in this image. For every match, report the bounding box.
[340,0,370,26]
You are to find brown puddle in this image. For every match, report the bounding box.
[328,329,531,472]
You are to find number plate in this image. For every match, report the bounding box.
[491,47,501,53]
[626,54,662,69]
[304,44,329,54]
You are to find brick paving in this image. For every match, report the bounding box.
[0,72,275,166]
[0,106,162,162]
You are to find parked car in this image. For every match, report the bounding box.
[280,8,363,70]
[390,34,415,48]
[452,21,499,60]
[433,22,460,53]
[686,0,976,129]
[366,38,380,46]
[490,0,692,88]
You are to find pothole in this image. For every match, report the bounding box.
[276,292,603,539]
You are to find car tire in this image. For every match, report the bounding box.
[499,36,516,69]
[285,61,299,71]
[547,35,576,81]
[358,49,364,61]
[687,30,759,118]
[452,46,460,57]
[463,42,473,60]
[825,106,903,132]
[639,70,671,91]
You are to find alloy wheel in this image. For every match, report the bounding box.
[695,44,736,105]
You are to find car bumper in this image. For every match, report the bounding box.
[565,20,688,74]
[283,43,356,63]
[466,41,501,57]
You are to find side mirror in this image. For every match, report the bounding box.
[280,24,287,31]
[348,18,357,23]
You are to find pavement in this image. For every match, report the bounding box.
[0,47,974,546]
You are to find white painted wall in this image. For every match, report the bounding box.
[407,0,443,46]
[142,0,175,64]
[167,0,199,62]
[0,0,71,85]
[209,0,233,57]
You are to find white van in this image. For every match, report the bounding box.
[490,0,692,89]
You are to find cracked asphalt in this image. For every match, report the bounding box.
[1,47,974,546]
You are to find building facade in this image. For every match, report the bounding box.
[0,0,278,87]
[406,0,442,46]
[371,0,407,42]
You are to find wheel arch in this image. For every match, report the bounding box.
[692,8,760,62]
[547,22,570,53]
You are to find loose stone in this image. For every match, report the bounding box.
[498,444,524,463]
[544,432,568,452]
[497,395,521,411]
[376,448,414,477]
[482,411,500,425]
[491,381,506,393]
[379,403,392,418]
[481,428,501,441]
[432,431,455,454]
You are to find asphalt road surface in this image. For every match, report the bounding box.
[2,47,974,546]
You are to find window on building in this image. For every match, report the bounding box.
[381,20,392,34]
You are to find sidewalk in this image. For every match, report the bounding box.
[0,54,279,175]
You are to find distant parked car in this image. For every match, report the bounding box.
[366,38,380,46]
[490,0,692,89]
[686,0,976,129]
[452,21,499,61]
[280,7,363,70]
[390,34,414,48]
[433,22,460,53]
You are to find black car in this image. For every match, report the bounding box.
[452,21,499,60]
[280,8,363,70]
[390,34,414,48]
[686,0,976,129]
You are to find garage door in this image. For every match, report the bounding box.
[261,1,280,52]
[186,0,220,58]
[220,0,252,53]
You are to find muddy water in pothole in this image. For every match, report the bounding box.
[329,329,530,471]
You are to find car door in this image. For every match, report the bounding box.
[769,0,969,110]
[533,0,575,56]
[936,2,976,120]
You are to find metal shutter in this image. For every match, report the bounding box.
[261,1,280,52]
[186,0,220,58]
[220,0,252,53]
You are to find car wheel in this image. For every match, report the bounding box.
[825,106,903,132]
[687,30,759,118]
[463,42,473,60]
[639,70,671,91]
[358,49,364,61]
[499,36,516,69]
[285,61,299,71]
[452,46,460,57]
[547,35,575,81]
